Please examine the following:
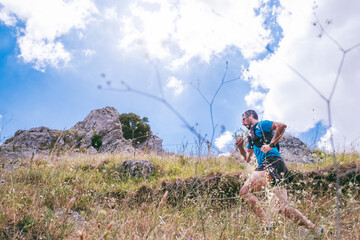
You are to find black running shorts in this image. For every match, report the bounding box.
[255,156,289,185]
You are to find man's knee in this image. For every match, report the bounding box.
[278,205,292,216]
[240,185,249,198]
[276,203,287,213]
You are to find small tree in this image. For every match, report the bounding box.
[119,113,150,145]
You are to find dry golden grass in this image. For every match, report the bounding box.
[0,152,358,239]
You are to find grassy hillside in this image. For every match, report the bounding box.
[0,153,359,239]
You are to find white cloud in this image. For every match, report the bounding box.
[104,7,117,20]
[317,127,336,152]
[119,0,272,69]
[0,0,98,70]
[166,76,185,96]
[83,48,96,56]
[245,90,266,112]
[0,8,17,26]
[244,0,360,149]
[78,32,84,40]
[18,35,71,71]
[215,131,233,150]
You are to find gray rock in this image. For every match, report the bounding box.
[0,127,58,161]
[72,106,130,152]
[278,135,317,163]
[0,107,165,164]
[56,208,85,226]
[86,146,98,154]
[137,131,164,154]
[121,159,155,177]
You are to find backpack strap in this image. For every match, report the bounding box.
[247,135,254,149]
[250,122,280,150]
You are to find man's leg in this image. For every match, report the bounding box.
[272,186,315,230]
[240,170,270,224]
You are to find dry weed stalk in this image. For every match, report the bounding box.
[159,190,169,207]
[65,197,76,217]
[191,61,240,148]
[95,159,110,170]
[97,221,114,240]
[355,221,360,239]
[26,150,35,177]
[77,229,86,240]
[50,133,64,161]
[55,197,77,239]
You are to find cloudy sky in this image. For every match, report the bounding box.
[1,0,359,154]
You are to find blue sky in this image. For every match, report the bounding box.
[1,0,359,154]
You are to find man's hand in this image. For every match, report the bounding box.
[261,144,273,153]
[236,137,249,162]
[235,137,244,149]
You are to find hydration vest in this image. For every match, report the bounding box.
[247,123,280,150]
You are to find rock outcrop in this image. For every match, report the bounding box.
[137,131,164,154]
[0,107,165,163]
[278,135,318,163]
[70,107,134,153]
[0,127,60,161]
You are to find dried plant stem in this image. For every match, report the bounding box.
[57,197,76,238]
[97,221,114,240]
[192,61,241,149]
[50,133,64,161]
[26,150,35,177]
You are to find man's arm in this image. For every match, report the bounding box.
[271,121,287,145]
[245,148,254,163]
[261,121,287,153]
[235,137,253,163]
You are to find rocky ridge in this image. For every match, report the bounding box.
[0,107,164,163]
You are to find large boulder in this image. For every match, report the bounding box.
[121,159,155,178]
[278,135,317,163]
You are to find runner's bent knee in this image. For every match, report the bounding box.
[240,182,250,197]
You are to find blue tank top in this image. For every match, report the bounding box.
[247,120,281,166]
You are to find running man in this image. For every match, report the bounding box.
[235,110,316,232]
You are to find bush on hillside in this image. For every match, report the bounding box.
[91,133,102,151]
[119,113,150,145]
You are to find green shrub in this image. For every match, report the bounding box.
[91,133,102,151]
[119,113,150,145]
